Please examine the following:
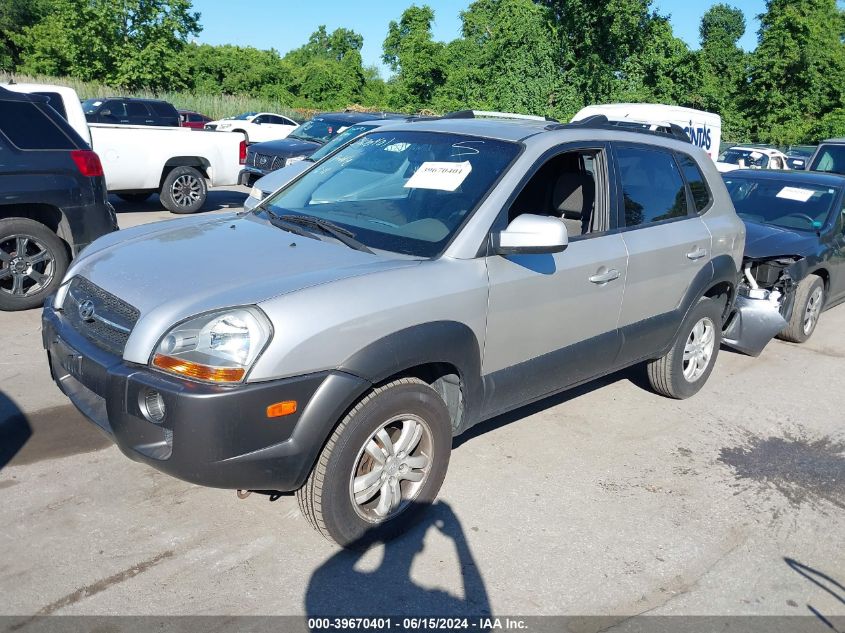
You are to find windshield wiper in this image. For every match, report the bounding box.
[278,214,373,254]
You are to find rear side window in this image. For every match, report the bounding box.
[676,153,712,213]
[0,100,75,150]
[149,101,177,117]
[126,102,149,117]
[616,145,689,227]
[34,92,67,120]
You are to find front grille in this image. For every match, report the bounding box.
[249,152,282,171]
[63,277,140,356]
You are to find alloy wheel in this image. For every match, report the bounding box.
[682,317,716,383]
[803,286,823,335]
[0,234,56,298]
[171,174,202,208]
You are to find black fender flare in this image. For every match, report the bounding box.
[338,320,484,425]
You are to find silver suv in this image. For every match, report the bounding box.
[42,112,745,546]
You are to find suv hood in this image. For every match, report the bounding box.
[743,220,818,260]
[65,213,419,326]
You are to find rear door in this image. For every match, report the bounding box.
[612,143,713,366]
[126,101,153,126]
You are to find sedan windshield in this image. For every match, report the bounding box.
[260,130,519,257]
[724,176,839,231]
[81,99,103,114]
[288,118,347,144]
[307,124,378,162]
[720,149,769,168]
[809,144,845,175]
[232,112,257,120]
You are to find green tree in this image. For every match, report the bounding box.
[0,0,51,70]
[436,0,580,119]
[688,4,750,140]
[17,0,201,90]
[747,0,845,144]
[383,5,448,110]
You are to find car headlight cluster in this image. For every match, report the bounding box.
[151,307,272,383]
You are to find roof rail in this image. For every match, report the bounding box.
[556,115,692,144]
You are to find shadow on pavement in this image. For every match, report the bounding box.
[454,364,650,449]
[306,501,490,617]
[110,187,248,215]
[0,390,31,470]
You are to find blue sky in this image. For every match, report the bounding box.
[193,0,767,76]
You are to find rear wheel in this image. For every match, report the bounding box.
[160,166,207,214]
[297,378,452,548]
[778,274,824,343]
[0,218,69,311]
[647,297,721,399]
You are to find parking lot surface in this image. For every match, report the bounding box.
[1,185,843,620]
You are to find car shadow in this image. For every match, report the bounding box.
[305,501,491,618]
[454,364,651,449]
[0,390,32,470]
[110,187,249,215]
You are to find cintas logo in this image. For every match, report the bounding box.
[683,121,712,151]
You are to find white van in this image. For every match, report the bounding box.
[572,104,722,162]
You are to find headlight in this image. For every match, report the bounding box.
[151,307,271,383]
[249,186,266,202]
[285,156,305,167]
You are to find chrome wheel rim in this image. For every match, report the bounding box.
[0,234,55,298]
[683,317,715,383]
[171,174,202,207]
[803,286,823,335]
[349,414,433,523]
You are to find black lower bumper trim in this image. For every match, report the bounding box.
[42,306,371,491]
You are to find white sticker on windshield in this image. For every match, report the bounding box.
[777,186,815,203]
[404,161,472,192]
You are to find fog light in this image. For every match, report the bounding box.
[141,389,166,423]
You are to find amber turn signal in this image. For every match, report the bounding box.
[152,354,246,383]
[266,400,297,418]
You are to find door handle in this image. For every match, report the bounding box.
[589,268,621,284]
[686,247,707,260]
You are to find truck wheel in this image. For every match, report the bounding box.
[778,274,824,343]
[297,377,452,548]
[0,218,69,311]
[117,192,152,203]
[160,166,207,214]
[647,297,721,400]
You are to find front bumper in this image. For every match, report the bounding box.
[238,168,268,187]
[42,306,370,491]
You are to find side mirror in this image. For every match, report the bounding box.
[253,119,262,125]
[494,214,569,255]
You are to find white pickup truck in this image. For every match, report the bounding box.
[5,83,246,213]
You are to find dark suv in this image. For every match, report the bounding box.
[239,111,405,186]
[0,87,116,311]
[82,97,180,127]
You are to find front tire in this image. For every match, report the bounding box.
[0,218,69,311]
[647,297,721,399]
[297,378,452,548]
[160,166,207,214]
[778,274,824,343]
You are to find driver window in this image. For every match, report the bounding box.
[507,149,606,239]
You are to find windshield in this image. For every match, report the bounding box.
[809,144,845,175]
[232,112,257,120]
[307,124,378,162]
[724,176,838,231]
[288,118,348,144]
[719,149,769,168]
[260,130,519,257]
[81,99,104,114]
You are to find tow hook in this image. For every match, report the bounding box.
[236,489,252,499]
[236,489,285,502]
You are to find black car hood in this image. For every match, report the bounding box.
[743,220,818,260]
[250,137,322,159]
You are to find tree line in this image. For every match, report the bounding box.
[2,0,844,144]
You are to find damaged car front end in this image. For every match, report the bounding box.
[723,256,804,356]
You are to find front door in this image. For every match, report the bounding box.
[482,144,628,418]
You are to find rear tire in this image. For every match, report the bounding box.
[160,166,207,214]
[0,218,69,311]
[777,274,824,343]
[297,378,452,548]
[647,297,721,399]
